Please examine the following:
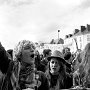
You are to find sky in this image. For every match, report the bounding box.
[0,0,90,50]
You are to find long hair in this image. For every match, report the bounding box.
[13,40,35,62]
[8,40,36,90]
[45,59,68,89]
[46,58,66,75]
[80,43,90,73]
[78,43,90,87]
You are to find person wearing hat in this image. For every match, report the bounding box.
[45,50,73,90]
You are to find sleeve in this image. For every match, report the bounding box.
[0,61,14,90]
[65,73,73,89]
[38,71,50,90]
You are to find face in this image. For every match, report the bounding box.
[21,45,35,64]
[65,48,69,53]
[50,58,60,75]
[46,51,52,57]
[48,51,52,56]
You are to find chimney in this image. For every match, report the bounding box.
[74,29,79,34]
[81,26,86,32]
[65,35,69,38]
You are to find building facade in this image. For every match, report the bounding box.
[64,24,90,53]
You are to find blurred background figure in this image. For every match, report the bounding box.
[62,47,71,60]
[73,43,90,88]
[34,50,41,70]
[62,47,73,74]
[72,49,82,73]
[37,49,52,72]
[7,49,13,60]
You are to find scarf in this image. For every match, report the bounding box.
[11,61,35,90]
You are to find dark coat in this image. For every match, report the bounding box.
[36,71,49,90]
[45,71,73,90]
[1,61,49,90]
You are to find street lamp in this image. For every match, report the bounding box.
[58,30,60,43]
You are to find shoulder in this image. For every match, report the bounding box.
[36,71,49,86]
[65,73,73,88]
[65,72,73,83]
[36,71,47,78]
[36,71,49,83]
[65,72,73,78]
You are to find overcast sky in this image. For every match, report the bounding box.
[0,0,90,50]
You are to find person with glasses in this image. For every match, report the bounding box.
[1,40,49,90]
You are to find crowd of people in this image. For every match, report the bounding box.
[0,39,90,90]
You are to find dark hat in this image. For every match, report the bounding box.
[47,50,68,64]
[64,51,71,60]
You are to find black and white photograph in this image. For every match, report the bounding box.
[0,0,90,90]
